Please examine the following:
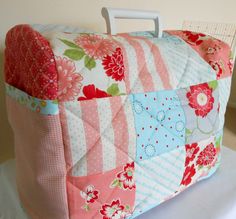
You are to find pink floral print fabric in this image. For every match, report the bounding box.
[74,34,117,60]
[67,162,136,219]
[55,56,83,101]
[111,162,136,191]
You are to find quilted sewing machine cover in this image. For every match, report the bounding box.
[4,25,234,219]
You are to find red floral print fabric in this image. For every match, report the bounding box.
[80,185,99,204]
[100,199,126,219]
[182,31,206,46]
[186,83,214,117]
[116,162,135,190]
[78,84,111,101]
[185,143,200,166]
[180,164,196,186]
[197,143,217,166]
[209,60,224,79]
[102,48,125,81]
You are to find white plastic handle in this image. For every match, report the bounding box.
[101,7,162,38]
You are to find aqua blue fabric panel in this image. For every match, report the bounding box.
[157,33,217,89]
[130,90,186,161]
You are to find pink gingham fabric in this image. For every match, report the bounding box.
[6,96,69,219]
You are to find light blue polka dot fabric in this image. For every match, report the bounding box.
[130,90,186,162]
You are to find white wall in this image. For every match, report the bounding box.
[0,0,236,162]
[1,0,236,43]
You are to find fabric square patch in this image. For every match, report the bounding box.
[179,132,222,190]
[132,146,186,217]
[63,95,136,177]
[130,90,186,161]
[67,162,136,219]
[177,81,220,144]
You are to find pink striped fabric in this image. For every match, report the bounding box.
[109,96,129,167]
[80,99,103,175]
[59,103,73,171]
[62,96,135,177]
[129,35,172,89]
[119,33,155,92]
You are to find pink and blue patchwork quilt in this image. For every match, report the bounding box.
[4,25,234,219]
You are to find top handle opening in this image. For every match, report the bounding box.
[101,7,163,38]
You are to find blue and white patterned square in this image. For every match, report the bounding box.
[130,90,186,162]
[131,146,186,218]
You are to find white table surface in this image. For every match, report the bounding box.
[1,146,236,219]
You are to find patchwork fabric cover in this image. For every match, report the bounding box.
[4,25,234,219]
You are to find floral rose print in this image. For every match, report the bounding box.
[102,48,125,81]
[206,47,217,55]
[80,185,99,204]
[80,185,99,211]
[100,199,127,219]
[206,47,215,54]
[181,164,196,186]
[196,143,216,166]
[209,60,224,79]
[74,34,117,59]
[185,143,200,166]
[186,83,214,118]
[78,84,111,101]
[55,56,83,101]
[111,162,135,190]
[182,31,206,46]
[117,162,135,190]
